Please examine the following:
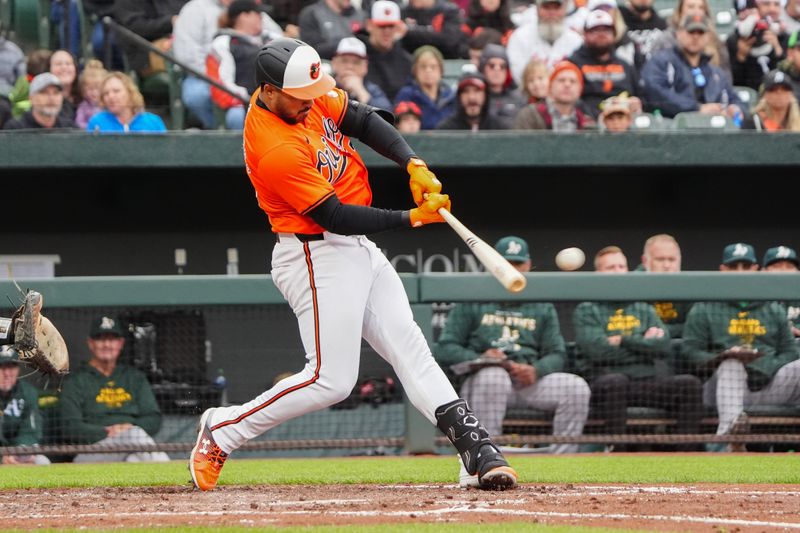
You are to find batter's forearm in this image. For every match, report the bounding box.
[308,194,411,234]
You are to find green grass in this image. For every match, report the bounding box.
[1,454,798,489]
[2,526,649,533]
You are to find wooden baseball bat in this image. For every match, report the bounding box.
[438,208,527,293]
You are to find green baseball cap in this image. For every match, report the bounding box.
[0,345,20,365]
[494,235,530,262]
[763,246,799,268]
[789,29,800,49]
[722,243,757,265]
[89,315,125,338]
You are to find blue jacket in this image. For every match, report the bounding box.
[394,81,456,130]
[87,110,167,133]
[641,46,741,118]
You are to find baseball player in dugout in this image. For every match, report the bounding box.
[189,38,518,491]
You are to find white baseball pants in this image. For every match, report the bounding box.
[209,232,459,453]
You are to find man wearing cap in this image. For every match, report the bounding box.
[364,0,413,100]
[331,37,391,111]
[514,60,594,130]
[762,245,800,338]
[298,0,365,59]
[573,247,703,450]
[401,0,467,59]
[435,71,506,130]
[642,14,743,118]
[728,0,789,89]
[568,10,640,118]
[479,44,526,128]
[619,0,667,60]
[777,29,800,101]
[434,236,590,469]
[507,0,584,83]
[682,243,800,451]
[3,73,76,130]
[59,316,169,463]
[742,69,800,130]
[189,37,518,492]
[0,346,50,465]
[207,0,265,130]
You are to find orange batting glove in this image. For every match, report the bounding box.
[409,193,451,227]
[407,157,442,206]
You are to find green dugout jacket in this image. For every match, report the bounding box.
[0,379,42,446]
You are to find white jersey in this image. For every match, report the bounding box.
[507,22,584,84]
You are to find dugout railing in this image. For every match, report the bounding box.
[0,273,798,459]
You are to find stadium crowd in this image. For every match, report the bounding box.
[2,0,800,131]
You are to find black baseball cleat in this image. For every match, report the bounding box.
[475,444,518,490]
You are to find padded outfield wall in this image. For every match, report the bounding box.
[1,131,799,276]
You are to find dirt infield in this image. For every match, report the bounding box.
[1,483,799,531]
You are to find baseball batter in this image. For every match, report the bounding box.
[189,38,517,491]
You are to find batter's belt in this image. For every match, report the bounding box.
[275,233,325,243]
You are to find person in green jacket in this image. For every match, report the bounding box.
[641,234,693,339]
[433,236,590,463]
[574,246,703,446]
[0,345,50,465]
[762,245,800,338]
[682,243,800,450]
[60,315,169,463]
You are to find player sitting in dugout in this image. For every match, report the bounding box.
[59,316,169,463]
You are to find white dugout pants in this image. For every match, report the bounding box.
[209,233,459,453]
[460,366,591,454]
[704,358,800,434]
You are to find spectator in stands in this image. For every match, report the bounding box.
[762,245,800,337]
[87,72,167,133]
[682,243,800,451]
[480,44,526,127]
[463,0,516,45]
[60,315,169,463]
[436,71,505,129]
[49,50,80,120]
[514,60,594,130]
[520,59,551,104]
[0,346,50,465]
[4,73,77,130]
[364,0,413,101]
[298,0,365,59]
[402,0,468,59]
[619,0,667,61]
[395,46,455,129]
[207,0,264,130]
[640,234,692,338]
[642,15,743,118]
[0,98,9,129]
[433,236,590,456]
[394,100,423,132]
[569,10,641,118]
[506,0,584,83]
[467,27,504,66]
[568,0,642,70]
[75,60,107,129]
[574,246,703,449]
[173,0,235,128]
[777,30,800,101]
[598,93,635,131]
[267,0,314,35]
[782,0,800,35]
[7,49,51,121]
[0,29,24,98]
[742,69,800,130]
[112,0,189,76]
[650,0,731,75]
[331,37,392,111]
[728,0,789,89]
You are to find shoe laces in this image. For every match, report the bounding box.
[206,445,227,471]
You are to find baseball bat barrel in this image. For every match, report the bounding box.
[438,209,527,293]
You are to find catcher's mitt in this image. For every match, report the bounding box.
[12,291,69,376]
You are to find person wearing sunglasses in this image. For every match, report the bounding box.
[479,44,526,128]
[641,14,744,118]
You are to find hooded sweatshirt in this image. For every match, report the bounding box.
[0,36,24,96]
[480,44,526,127]
[435,73,507,130]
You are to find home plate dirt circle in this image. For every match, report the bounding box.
[1,484,798,531]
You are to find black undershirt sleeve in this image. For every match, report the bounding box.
[307,194,411,235]
[339,100,416,167]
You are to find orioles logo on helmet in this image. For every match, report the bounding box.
[309,62,321,80]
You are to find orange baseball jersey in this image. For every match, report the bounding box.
[243,87,372,234]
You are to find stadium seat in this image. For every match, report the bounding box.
[673,111,738,130]
[443,59,473,89]
[734,85,759,108]
[10,0,51,50]
[631,113,673,131]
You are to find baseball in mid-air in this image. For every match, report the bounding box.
[555,247,585,271]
